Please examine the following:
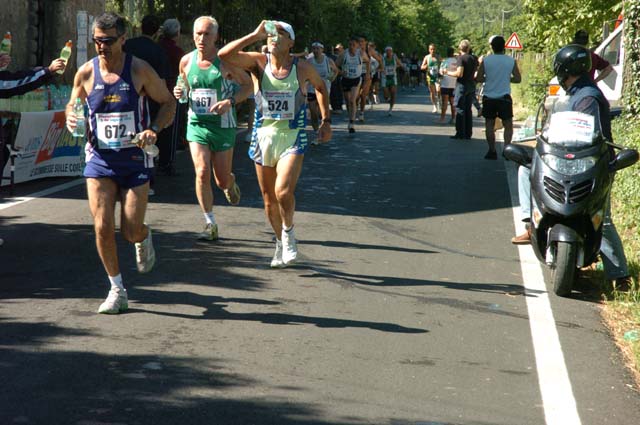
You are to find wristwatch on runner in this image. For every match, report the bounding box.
[149,124,161,134]
[228,97,236,107]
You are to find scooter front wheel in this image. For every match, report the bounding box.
[551,241,577,297]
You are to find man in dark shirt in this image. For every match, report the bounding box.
[444,39,477,139]
[124,15,173,180]
[158,18,185,172]
[573,29,613,84]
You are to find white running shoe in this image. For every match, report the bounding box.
[224,181,241,206]
[198,223,219,241]
[98,288,128,314]
[135,226,156,273]
[281,228,298,265]
[270,240,285,268]
[432,105,438,113]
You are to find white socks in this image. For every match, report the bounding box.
[204,212,216,225]
[108,274,124,291]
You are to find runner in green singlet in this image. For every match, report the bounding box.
[174,16,252,241]
[382,46,404,116]
[420,44,441,113]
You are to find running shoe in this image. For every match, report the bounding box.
[135,227,156,273]
[388,107,393,116]
[432,105,438,113]
[348,122,356,134]
[98,288,128,314]
[270,240,285,268]
[281,228,298,265]
[224,181,241,206]
[198,223,219,241]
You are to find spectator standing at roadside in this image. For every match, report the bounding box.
[437,47,457,124]
[158,18,186,173]
[0,53,66,247]
[573,29,613,84]
[475,35,521,160]
[444,39,476,140]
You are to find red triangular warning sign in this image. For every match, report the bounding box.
[505,32,523,49]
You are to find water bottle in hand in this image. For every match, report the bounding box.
[176,75,188,104]
[72,97,85,137]
[265,21,277,40]
[129,131,159,157]
[57,40,72,75]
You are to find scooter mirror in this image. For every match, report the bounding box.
[612,148,639,172]
[503,144,533,167]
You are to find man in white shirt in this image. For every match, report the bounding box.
[475,35,521,159]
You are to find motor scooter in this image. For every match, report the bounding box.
[505,109,638,296]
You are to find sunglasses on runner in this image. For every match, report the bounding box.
[92,36,120,46]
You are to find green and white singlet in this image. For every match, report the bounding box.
[250,55,308,167]
[186,50,237,151]
[383,55,398,87]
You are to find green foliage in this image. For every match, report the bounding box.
[439,0,520,53]
[106,0,454,56]
[511,52,554,116]
[520,0,621,52]
[623,0,640,115]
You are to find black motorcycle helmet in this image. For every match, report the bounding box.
[553,44,592,90]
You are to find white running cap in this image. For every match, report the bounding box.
[276,21,295,40]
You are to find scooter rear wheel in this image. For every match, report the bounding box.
[551,241,577,297]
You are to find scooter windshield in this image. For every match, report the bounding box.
[545,111,599,147]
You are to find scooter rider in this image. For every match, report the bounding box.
[512,44,631,291]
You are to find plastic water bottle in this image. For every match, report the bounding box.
[72,97,85,137]
[0,32,12,71]
[57,40,72,75]
[129,131,159,157]
[176,75,188,104]
[265,21,277,40]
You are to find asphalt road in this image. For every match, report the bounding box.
[1,87,639,425]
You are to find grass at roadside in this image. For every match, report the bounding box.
[606,115,640,387]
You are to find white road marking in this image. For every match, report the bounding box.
[506,161,582,425]
[0,178,85,211]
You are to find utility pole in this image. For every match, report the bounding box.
[501,6,517,35]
